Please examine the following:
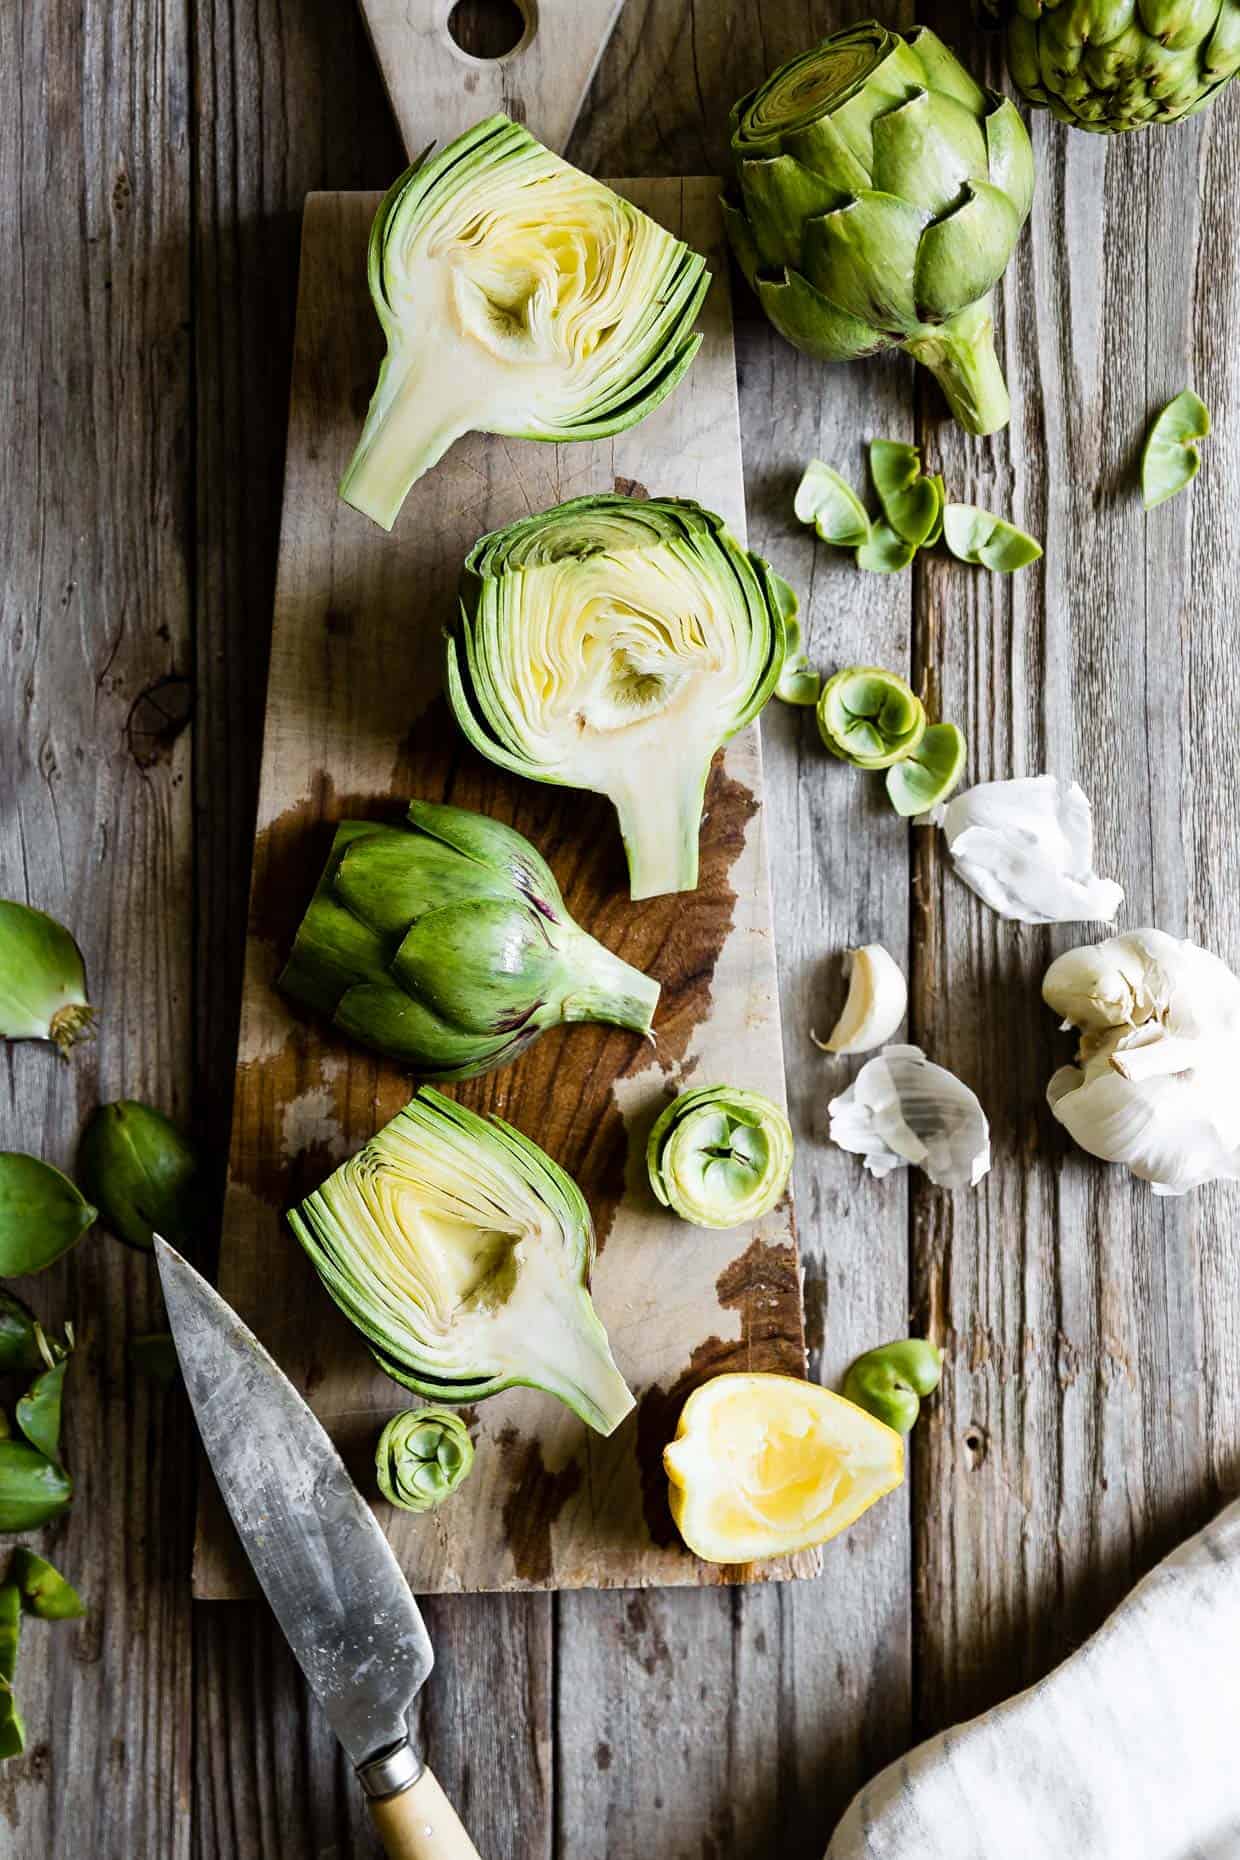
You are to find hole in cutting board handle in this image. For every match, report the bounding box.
[446,0,530,60]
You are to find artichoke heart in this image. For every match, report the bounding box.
[289,1088,635,1437]
[375,1406,475,1513]
[340,115,710,529]
[646,1086,793,1229]
[724,22,1033,434]
[279,797,659,1082]
[663,1372,904,1563]
[447,495,794,899]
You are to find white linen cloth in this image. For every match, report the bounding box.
[827,1499,1240,1859]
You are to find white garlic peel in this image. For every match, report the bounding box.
[925,775,1124,925]
[813,944,908,1055]
[1043,928,1240,1195]
[828,1044,991,1190]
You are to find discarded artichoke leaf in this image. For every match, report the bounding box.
[815,945,908,1055]
[869,441,941,547]
[725,24,1032,434]
[828,1043,991,1189]
[77,1101,198,1253]
[0,1584,22,1760]
[793,461,871,550]
[0,1154,96,1276]
[280,799,658,1080]
[290,1087,634,1436]
[775,610,821,706]
[886,721,967,816]
[339,116,709,529]
[646,1086,793,1230]
[843,1338,944,1435]
[130,1332,180,1388]
[1142,390,1210,510]
[1043,929,1240,1194]
[923,474,946,547]
[375,1407,475,1514]
[943,503,1042,571]
[0,1292,48,1376]
[817,667,926,769]
[10,1549,85,1621]
[447,496,792,898]
[0,902,95,1057]
[664,1372,904,1563]
[928,775,1124,924]
[856,520,918,574]
[15,1358,68,1466]
[0,1438,72,1535]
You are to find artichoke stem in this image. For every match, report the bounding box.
[48,1003,95,1058]
[903,296,1010,438]
[338,350,476,531]
[560,932,660,1037]
[611,769,707,901]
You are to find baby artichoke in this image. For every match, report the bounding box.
[446,495,793,899]
[646,1086,794,1230]
[289,1088,634,1436]
[724,22,1034,434]
[988,0,1240,132]
[280,798,658,1081]
[375,1407,475,1513]
[340,115,709,529]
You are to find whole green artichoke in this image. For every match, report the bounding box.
[279,797,659,1081]
[994,0,1240,131]
[723,21,1034,435]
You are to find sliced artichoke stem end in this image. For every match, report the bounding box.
[612,774,706,902]
[338,348,478,530]
[903,297,1011,438]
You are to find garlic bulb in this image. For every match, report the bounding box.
[926,775,1123,925]
[828,1044,991,1189]
[1044,929,1240,1195]
[814,945,908,1055]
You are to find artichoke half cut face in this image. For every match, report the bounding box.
[289,1088,634,1437]
[340,115,710,529]
[724,23,1034,435]
[447,495,793,899]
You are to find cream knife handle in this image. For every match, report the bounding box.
[369,1766,482,1860]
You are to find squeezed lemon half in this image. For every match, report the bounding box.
[663,1372,904,1563]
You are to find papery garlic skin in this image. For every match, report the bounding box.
[816,945,908,1055]
[1044,929,1240,1195]
[926,775,1124,925]
[828,1044,991,1190]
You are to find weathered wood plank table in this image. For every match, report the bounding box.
[2,0,1237,1854]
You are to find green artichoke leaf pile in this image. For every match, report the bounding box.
[280,797,659,1081]
[289,1087,635,1437]
[446,494,794,900]
[340,115,710,529]
[646,1085,794,1230]
[724,22,1034,435]
[375,1406,475,1513]
[991,0,1240,132]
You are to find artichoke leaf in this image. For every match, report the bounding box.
[0,902,95,1058]
[868,439,940,546]
[886,722,967,815]
[0,1584,21,1759]
[1141,389,1210,509]
[290,1088,634,1436]
[943,501,1043,570]
[10,1549,85,1621]
[805,191,928,334]
[843,1338,944,1434]
[0,1155,96,1277]
[794,460,872,549]
[77,1101,198,1254]
[869,89,989,217]
[754,268,888,362]
[855,521,918,573]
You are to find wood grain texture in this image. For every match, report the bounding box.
[360,0,625,158]
[196,179,813,1599]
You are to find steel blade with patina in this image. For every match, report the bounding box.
[154,1237,432,1769]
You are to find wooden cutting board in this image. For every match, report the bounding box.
[194,178,816,1596]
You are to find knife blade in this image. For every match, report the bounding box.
[156,1237,482,1859]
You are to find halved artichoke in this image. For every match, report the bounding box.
[280,798,659,1081]
[289,1088,634,1436]
[340,115,710,529]
[446,495,794,899]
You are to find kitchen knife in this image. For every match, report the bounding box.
[155,1236,481,1859]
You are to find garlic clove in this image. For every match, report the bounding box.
[813,944,908,1055]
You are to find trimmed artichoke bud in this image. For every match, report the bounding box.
[723,23,1033,435]
[817,666,926,770]
[289,1087,635,1436]
[646,1085,794,1230]
[0,901,95,1057]
[843,1338,944,1434]
[375,1407,475,1513]
[77,1101,198,1253]
[0,1154,96,1277]
[279,798,659,1082]
[446,495,794,899]
[994,0,1240,133]
[10,1549,85,1621]
[340,115,709,529]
